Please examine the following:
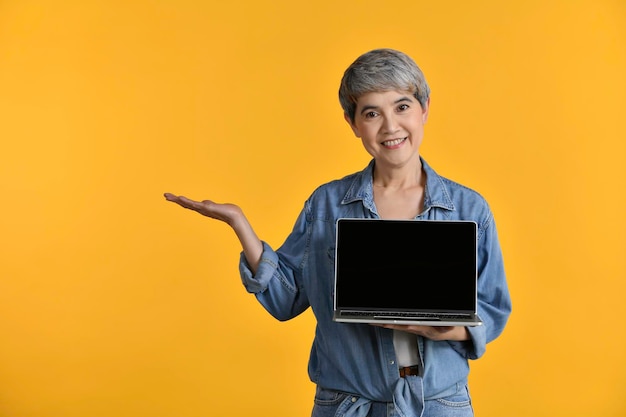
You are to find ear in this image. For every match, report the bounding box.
[344,112,361,138]
[421,97,431,124]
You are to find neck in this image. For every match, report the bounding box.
[372,158,424,190]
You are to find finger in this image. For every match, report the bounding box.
[164,193,188,206]
[164,194,199,211]
[370,323,424,333]
[176,196,204,210]
[369,324,393,331]
[434,326,454,333]
[164,193,193,206]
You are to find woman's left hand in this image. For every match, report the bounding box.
[372,324,470,341]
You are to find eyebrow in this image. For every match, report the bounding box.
[358,96,414,115]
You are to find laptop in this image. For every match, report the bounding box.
[333,218,482,326]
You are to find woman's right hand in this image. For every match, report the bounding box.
[164,192,263,273]
[163,193,244,226]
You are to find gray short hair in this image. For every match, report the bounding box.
[339,48,431,122]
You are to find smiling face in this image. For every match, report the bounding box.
[346,89,429,170]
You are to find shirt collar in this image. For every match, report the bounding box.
[341,157,456,214]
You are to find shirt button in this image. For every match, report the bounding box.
[351,397,357,403]
[390,360,395,365]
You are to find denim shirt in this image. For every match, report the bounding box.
[239,158,511,411]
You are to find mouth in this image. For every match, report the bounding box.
[381,137,407,147]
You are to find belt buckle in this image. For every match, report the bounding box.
[399,365,421,378]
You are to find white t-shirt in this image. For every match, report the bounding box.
[392,330,420,367]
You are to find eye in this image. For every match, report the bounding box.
[397,103,410,112]
[364,111,378,119]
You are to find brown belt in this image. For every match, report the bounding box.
[398,365,421,378]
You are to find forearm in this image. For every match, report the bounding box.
[163,193,265,273]
[229,214,263,274]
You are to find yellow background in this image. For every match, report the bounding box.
[1,1,625,416]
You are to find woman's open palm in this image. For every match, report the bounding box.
[164,193,243,226]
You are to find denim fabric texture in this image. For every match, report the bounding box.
[312,383,474,417]
[239,158,511,414]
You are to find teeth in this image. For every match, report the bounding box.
[382,137,406,146]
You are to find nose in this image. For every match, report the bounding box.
[381,113,400,134]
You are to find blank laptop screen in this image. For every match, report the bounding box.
[335,219,477,312]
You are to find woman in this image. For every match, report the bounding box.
[165,48,511,417]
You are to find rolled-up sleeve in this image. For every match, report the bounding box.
[238,208,311,321]
[239,241,281,293]
[450,209,511,359]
